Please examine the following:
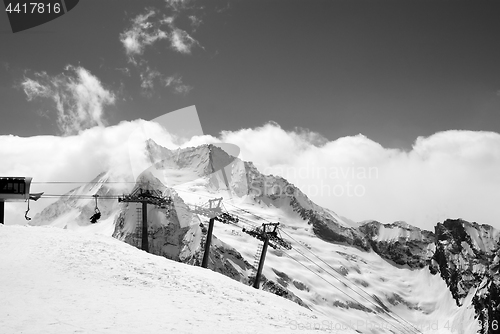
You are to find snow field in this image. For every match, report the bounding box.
[0,225,345,334]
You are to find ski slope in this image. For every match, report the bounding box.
[0,224,346,334]
[26,180,479,333]
[23,143,482,334]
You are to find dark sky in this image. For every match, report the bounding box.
[1,0,500,150]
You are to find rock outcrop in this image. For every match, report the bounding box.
[359,221,435,268]
[430,219,500,334]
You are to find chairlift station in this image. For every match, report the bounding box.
[0,177,33,224]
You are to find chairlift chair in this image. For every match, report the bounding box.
[89,194,101,224]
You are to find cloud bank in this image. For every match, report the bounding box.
[20,66,116,135]
[215,123,500,230]
[1,121,499,230]
[0,120,176,225]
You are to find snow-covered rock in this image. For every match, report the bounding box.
[430,219,500,334]
[359,220,435,268]
[111,170,257,286]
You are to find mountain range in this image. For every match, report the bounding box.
[30,140,500,334]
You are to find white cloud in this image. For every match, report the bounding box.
[119,6,202,95]
[5,119,495,231]
[174,84,193,95]
[165,0,191,11]
[163,74,193,95]
[21,66,116,136]
[214,123,500,230]
[188,15,202,30]
[120,10,169,61]
[116,67,131,76]
[120,8,201,61]
[0,120,176,226]
[169,28,198,54]
[139,68,192,96]
[139,67,162,95]
[21,77,52,100]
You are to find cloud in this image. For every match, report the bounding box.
[139,67,192,96]
[116,67,131,76]
[120,9,170,61]
[163,74,193,95]
[20,66,116,136]
[0,120,176,226]
[4,119,497,231]
[214,123,500,230]
[21,77,52,100]
[188,15,202,31]
[118,1,233,96]
[169,28,198,54]
[174,83,193,95]
[139,67,162,95]
[165,0,191,11]
[120,8,201,61]
[119,6,202,96]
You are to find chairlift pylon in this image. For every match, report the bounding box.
[242,222,292,250]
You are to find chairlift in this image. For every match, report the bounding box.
[89,194,101,224]
[23,192,43,221]
[25,198,31,221]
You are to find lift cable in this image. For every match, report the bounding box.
[36,194,121,199]
[280,250,417,334]
[279,229,423,334]
[223,200,422,334]
[195,195,420,334]
[289,245,421,334]
[192,196,420,334]
[223,205,421,334]
[210,198,422,334]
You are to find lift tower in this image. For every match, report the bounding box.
[243,222,292,289]
[189,198,239,268]
[118,188,172,253]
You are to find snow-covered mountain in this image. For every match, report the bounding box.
[28,140,500,334]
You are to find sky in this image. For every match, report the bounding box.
[0,0,499,229]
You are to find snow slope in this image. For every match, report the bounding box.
[0,225,339,334]
[24,142,485,334]
[169,181,479,334]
